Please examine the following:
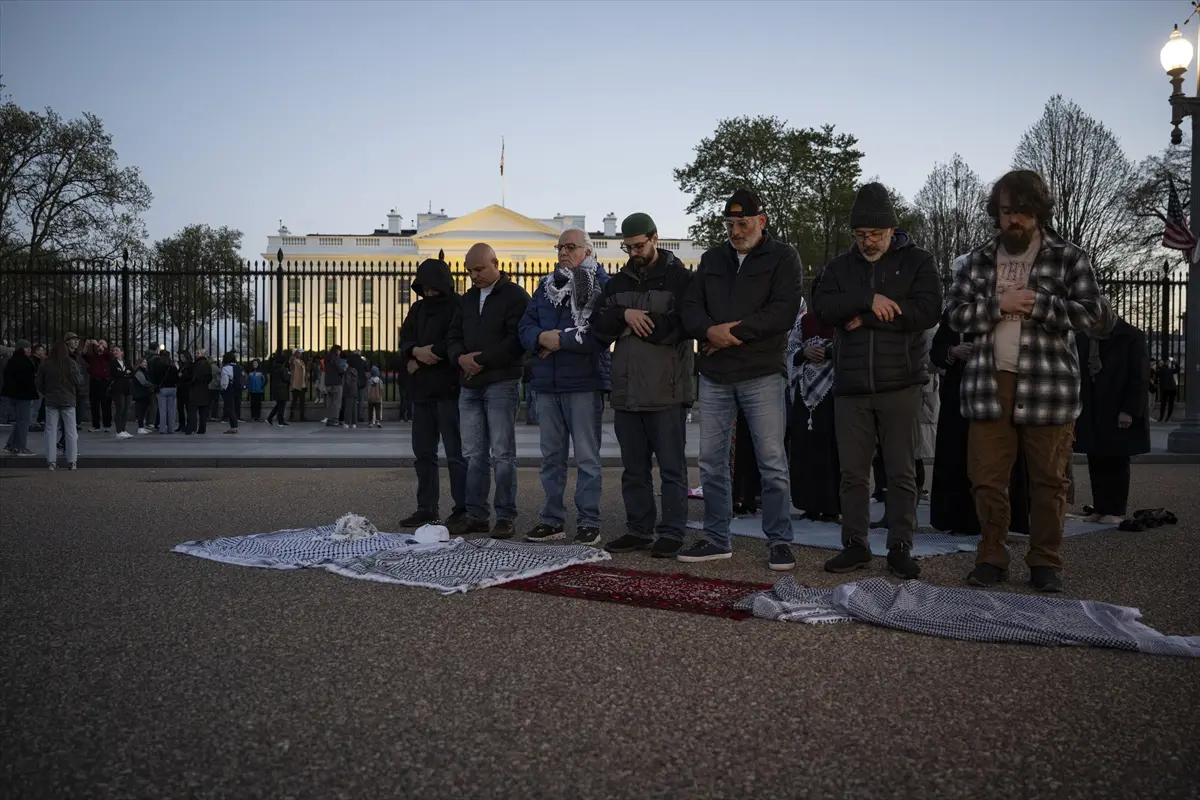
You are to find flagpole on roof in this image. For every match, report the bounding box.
[500,136,506,208]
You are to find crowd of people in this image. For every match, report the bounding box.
[2,172,1160,593]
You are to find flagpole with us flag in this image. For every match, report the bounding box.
[500,136,505,208]
[1162,176,1198,263]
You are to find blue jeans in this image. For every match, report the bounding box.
[536,391,602,528]
[4,398,32,450]
[45,406,77,464]
[157,387,177,433]
[698,373,792,549]
[525,386,538,423]
[459,379,520,522]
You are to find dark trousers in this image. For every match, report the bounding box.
[225,389,241,429]
[135,399,150,428]
[290,390,305,420]
[834,386,921,549]
[1087,454,1131,516]
[613,408,688,542]
[267,398,287,423]
[250,392,264,420]
[209,388,222,419]
[89,378,112,428]
[1159,390,1177,422]
[112,393,129,433]
[411,399,467,514]
[176,392,188,429]
[187,406,208,435]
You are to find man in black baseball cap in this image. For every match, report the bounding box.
[680,188,803,571]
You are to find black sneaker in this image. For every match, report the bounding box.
[676,541,733,563]
[400,509,440,528]
[605,533,653,554]
[460,517,493,537]
[491,519,516,539]
[886,543,920,579]
[650,538,683,558]
[572,526,601,546]
[444,512,476,538]
[768,544,796,571]
[824,544,872,573]
[525,523,565,542]
[1029,566,1063,593]
[966,563,1008,587]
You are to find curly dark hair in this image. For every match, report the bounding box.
[986,170,1054,227]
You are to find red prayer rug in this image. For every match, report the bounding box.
[497,564,774,620]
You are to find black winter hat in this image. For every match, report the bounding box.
[849,182,898,229]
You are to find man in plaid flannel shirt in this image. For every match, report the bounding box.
[945,170,1102,593]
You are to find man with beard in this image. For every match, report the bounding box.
[447,242,531,539]
[680,189,803,571]
[945,169,1102,592]
[811,182,942,579]
[397,255,469,530]
[517,228,611,546]
[588,213,694,557]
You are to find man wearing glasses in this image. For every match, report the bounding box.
[517,228,611,546]
[680,189,804,570]
[590,213,694,558]
[810,182,942,579]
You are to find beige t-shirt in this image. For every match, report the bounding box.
[993,237,1040,373]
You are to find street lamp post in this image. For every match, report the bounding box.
[1162,24,1200,453]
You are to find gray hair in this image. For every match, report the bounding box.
[559,227,592,249]
[194,347,206,357]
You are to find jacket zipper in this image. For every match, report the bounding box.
[868,263,878,394]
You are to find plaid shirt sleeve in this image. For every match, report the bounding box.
[945,253,1001,335]
[1027,247,1102,333]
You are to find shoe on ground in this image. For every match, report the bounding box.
[966,563,1008,588]
[605,533,653,554]
[1,446,14,455]
[321,418,328,424]
[116,431,133,439]
[47,462,56,471]
[444,512,476,537]
[491,519,516,539]
[16,448,35,457]
[136,427,150,435]
[650,538,683,558]
[89,427,101,433]
[824,544,872,573]
[886,543,920,579]
[1029,565,1063,593]
[572,526,601,546]
[676,541,733,563]
[223,429,238,435]
[68,462,77,470]
[768,544,796,571]
[524,523,564,542]
[400,509,440,528]
[102,427,111,433]
[280,421,289,426]
[350,424,356,429]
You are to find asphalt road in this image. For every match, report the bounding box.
[2,465,1198,799]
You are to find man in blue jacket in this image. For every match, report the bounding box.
[518,228,611,546]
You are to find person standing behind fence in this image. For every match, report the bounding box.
[247,359,267,421]
[323,346,345,426]
[341,358,360,429]
[133,357,154,434]
[207,355,222,421]
[83,339,113,433]
[108,346,133,439]
[155,352,178,435]
[186,349,213,435]
[66,333,89,430]
[1,339,37,456]
[289,350,307,421]
[220,352,243,434]
[267,354,291,426]
[37,340,85,470]
[1156,358,1179,423]
[365,366,383,427]
[175,351,193,432]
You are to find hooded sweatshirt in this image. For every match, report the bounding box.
[398,258,463,402]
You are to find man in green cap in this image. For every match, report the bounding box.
[590,212,694,557]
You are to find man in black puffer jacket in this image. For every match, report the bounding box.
[398,256,468,531]
[680,189,803,572]
[811,182,942,579]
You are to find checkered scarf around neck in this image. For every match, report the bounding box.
[787,302,835,430]
[544,255,599,343]
[1088,296,1117,378]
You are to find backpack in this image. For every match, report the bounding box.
[366,379,383,404]
[231,364,244,391]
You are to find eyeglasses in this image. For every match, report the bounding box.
[555,243,587,253]
[620,240,653,254]
[723,217,759,232]
[852,230,890,244]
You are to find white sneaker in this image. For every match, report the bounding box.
[136,427,150,435]
[102,427,111,433]
[116,431,133,439]
[321,418,328,424]
[350,424,357,429]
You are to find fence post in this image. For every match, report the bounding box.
[1161,260,1171,364]
[121,247,131,359]
[275,248,285,355]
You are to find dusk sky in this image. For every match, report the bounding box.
[0,0,1183,258]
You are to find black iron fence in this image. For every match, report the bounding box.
[0,255,1190,402]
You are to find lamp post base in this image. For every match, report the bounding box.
[1167,419,1200,453]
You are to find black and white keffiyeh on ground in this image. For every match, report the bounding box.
[738,577,1200,657]
[173,517,610,594]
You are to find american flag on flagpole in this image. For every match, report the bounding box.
[1162,176,1196,252]
[500,137,505,176]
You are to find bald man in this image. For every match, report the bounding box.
[446,243,532,539]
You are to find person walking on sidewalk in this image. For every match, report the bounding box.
[220,352,244,434]
[811,182,942,579]
[37,340,85,470]
[518,227,611,547]
[186,349,213,435]
[680,189,804,571]
[323,346,345,426]
[945,169,1103,593]
[397,256,468,529]
[108,346,134,439]
[591,213,694,558]
[289,350,307,421]
[266,354,291,427]
[446,243,531,539]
